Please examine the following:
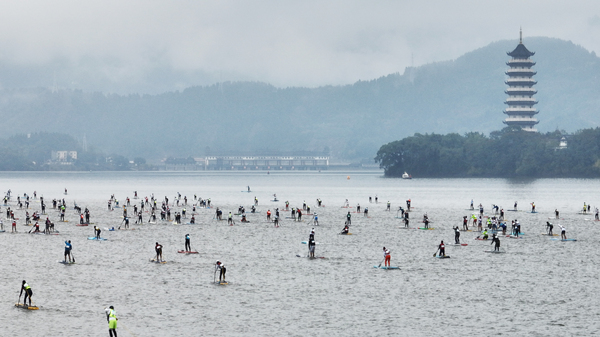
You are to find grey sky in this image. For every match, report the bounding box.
[0,0,598,92]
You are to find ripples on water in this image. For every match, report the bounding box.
[1,171,599,336]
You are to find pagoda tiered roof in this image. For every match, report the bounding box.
[507,43,535,58]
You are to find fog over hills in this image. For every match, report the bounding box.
[0,37,598,162]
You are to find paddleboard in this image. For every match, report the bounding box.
[295,255,326,259]
[449,243,468,246]
[15,303,38,310]
[58,260,75,264]
[270,200,279,202]
[301,241,320,244]
[418,227,435,230]
[507,235,522,239]
[373,266,400,269]
[484,250,505,254]
[87,237,107,241]
[149,259,167,263]
[459,229,472,232]
[76,224,89,226]
[530,211,538,214]
[177,250,199,254]
[339,232,353,235]
[216,281,229,285]
[0,230,5,233]
[540,233,559,236]
[551,238,577,241]
[435,255,451,259]
[241,191,252,192]
[475,238,488,240]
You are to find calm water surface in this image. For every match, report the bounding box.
[1,171,599,336]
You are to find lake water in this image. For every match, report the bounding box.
[1,171,599,336]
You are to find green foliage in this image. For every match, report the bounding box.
[376,127,600,178]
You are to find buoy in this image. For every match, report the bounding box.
[347,176,350,180]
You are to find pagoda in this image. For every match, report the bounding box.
[503,29,538,131]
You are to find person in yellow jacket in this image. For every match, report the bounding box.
[105,305,118,337]
[20,280,33,307]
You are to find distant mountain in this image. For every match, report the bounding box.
[0,37,598,162]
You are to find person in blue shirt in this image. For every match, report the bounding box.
[185,234,191,252]
[64,240,73,263]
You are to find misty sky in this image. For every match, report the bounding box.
[0,0,599,93]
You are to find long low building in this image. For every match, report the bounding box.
[202,156,329,170]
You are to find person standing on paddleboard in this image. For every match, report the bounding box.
[105,305,118,337]
[185,234,191,252]
[559,224,567,240]
[453,226,460,244]
[228,212,233,225]
[438,241,446,257]
[383,247,391,267]
[94,226,101,239]
[155,242,163,262]
[216,261,226,282]
[491,234,501,251]
[20,280,33,307]
[346,212,351,225]
[308,238,316,258]
[546,222,554,235]
[64,240,73,263]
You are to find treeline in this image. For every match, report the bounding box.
[375,127,600,178]
[0,132,152,171]
[0,38,599,162]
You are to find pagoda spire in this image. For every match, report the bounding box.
[520,27,522,44]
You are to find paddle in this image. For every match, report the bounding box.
[213,265,217,283]
[433,248,439,257]
[378,257,385,268]
[71,251,76,263]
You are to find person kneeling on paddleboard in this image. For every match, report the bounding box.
[20,280,33,307]
[341,225,349,235]
[216,261,226,282]
[482,229,488,240]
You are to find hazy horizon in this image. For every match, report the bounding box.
[0,1,599,94]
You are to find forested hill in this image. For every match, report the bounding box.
[375,128,600,178]
[0,37,598,162]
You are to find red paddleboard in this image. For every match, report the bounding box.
[178,251,199,254]
[76,224,88,226]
